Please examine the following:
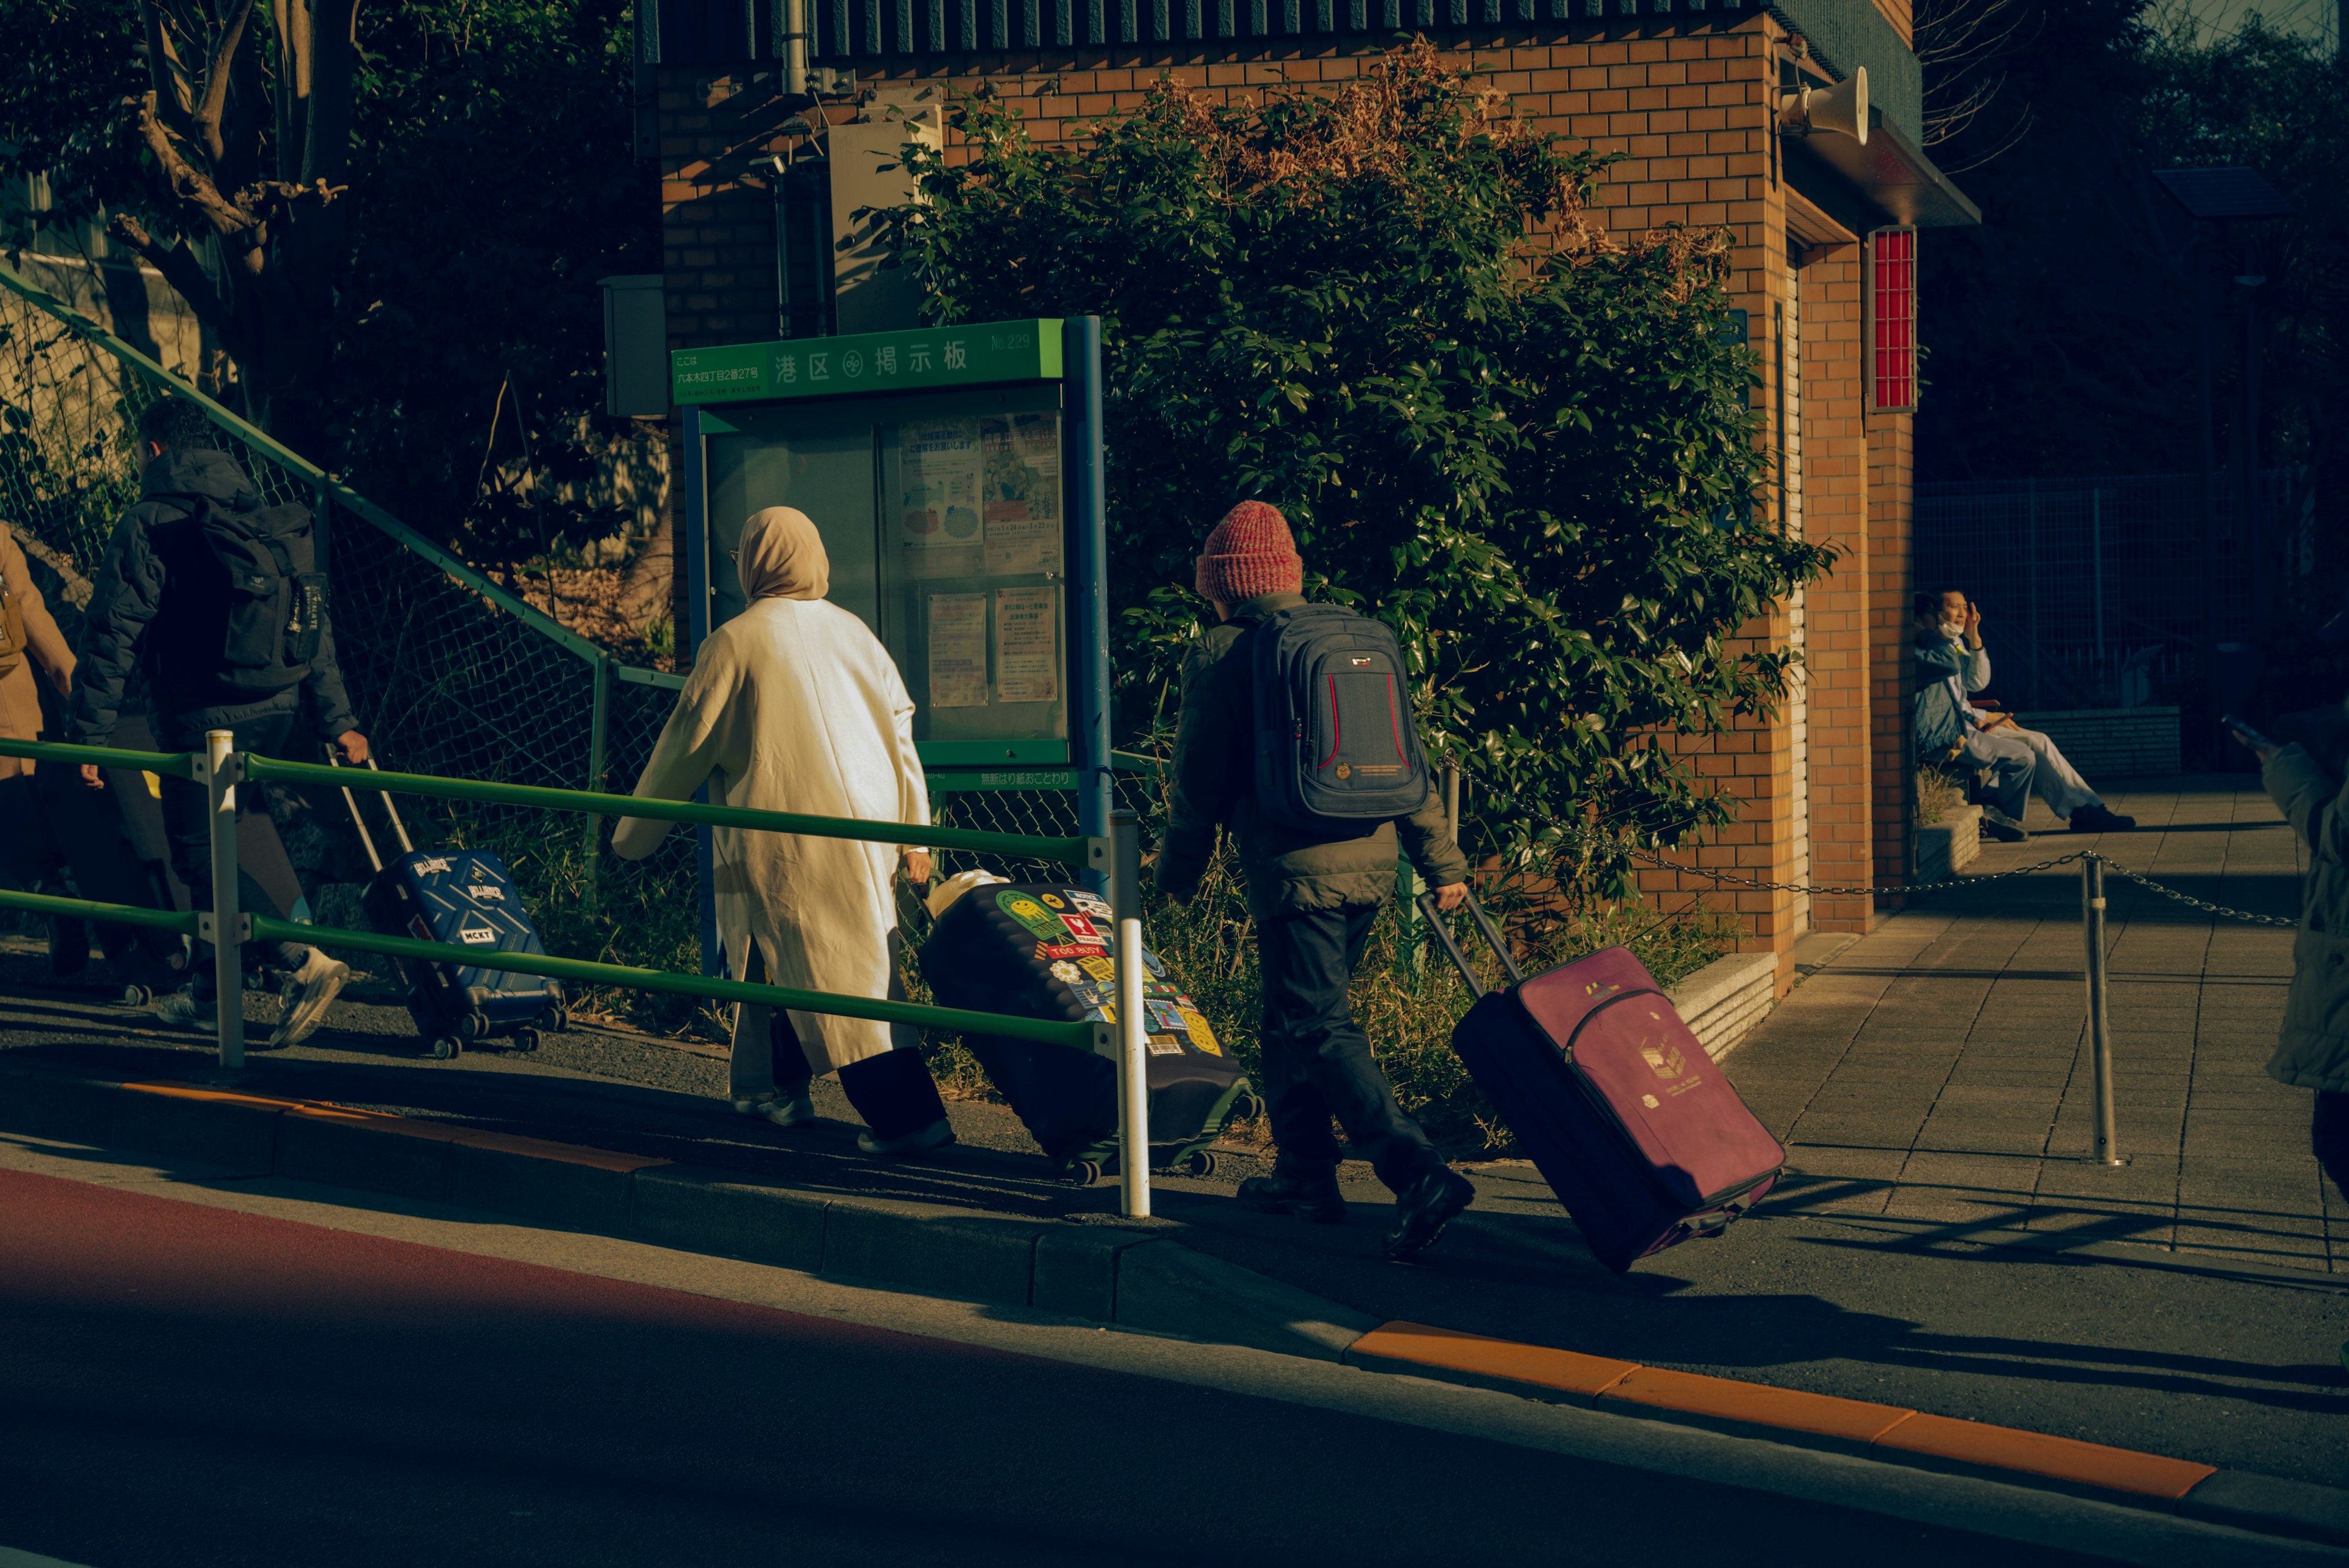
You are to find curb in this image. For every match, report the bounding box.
[3,1060,2343,1549]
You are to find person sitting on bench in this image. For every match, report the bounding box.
[1913,589,2134,840]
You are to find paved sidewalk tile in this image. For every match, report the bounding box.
[1723,776,2339,1274]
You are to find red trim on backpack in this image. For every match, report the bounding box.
[1320,674,1341,767]
[1387,675,1407,760]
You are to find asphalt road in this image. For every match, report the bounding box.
[3,941,2345,1491]
[0,1164,2161,1568]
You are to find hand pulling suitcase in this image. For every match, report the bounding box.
[328,751,566,1060]
[1420,889,1783,1273]
[920,880,1263,1183]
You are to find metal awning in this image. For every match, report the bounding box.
[1789,113,1981,229]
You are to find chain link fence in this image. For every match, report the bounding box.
[1914,469,2313,710]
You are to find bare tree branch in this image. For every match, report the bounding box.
[193,0,259,166]
[138,0,196,133]
[127,90,259,240]
[107,212,238,336]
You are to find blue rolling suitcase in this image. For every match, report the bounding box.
[330,754,566,1060]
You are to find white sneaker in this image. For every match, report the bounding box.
[856,1119,956,1158]
[730,1091,815,1127]
[763,1094,816,1128]
[270,949,349,1047]
[152,987,217,1033]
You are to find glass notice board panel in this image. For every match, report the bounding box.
[700,384,1069,762]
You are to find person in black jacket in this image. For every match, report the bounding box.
[68,396,369,1046]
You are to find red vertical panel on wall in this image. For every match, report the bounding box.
[1871,229,1916,412]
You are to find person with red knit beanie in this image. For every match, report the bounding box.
[1192,499,1303,604]
[1157,500,1477,1260]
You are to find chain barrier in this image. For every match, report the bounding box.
[1619,842,2298,929]
[2096,861,2301,928]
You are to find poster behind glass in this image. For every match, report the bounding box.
[881,406,1067,752]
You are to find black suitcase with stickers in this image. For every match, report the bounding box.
[329,753,566,1060]
[920,880,1260,1183]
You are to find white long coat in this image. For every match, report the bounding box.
[612,597,929,1074]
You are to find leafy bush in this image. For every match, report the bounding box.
[885,41,1834,893]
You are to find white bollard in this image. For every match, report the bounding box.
[1111,810,1151,1218]
[206,729,243,1072]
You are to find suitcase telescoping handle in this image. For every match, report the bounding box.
[324,746,385,875]
[1415,885,1523,1000]
[324,748,420,870]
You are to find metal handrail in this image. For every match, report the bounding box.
[239,752,1104,869]
[0,736,1111,1056]
[244,915,1096,1051]
[0,739,199,779]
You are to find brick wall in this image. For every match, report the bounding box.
[656,15,1915,965]
[1798,243,1873,932]
[1867,406,1915,895]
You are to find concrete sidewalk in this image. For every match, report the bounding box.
[1735,773,2342,1274]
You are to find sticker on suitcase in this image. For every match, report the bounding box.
[997,890,1069,943]
[1057,912,1108,948]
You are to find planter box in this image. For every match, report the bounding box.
[2013,707,2181,782]
[1665,950,1778,1063]
[1915,803,1982,884]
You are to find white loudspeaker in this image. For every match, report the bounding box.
[1778,66,1868,145]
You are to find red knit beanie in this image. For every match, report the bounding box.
[1194,500,1302,604]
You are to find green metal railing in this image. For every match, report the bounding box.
[243,754,1104,868]
[0,737,1109,1061]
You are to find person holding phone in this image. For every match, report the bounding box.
[1913,589,2134,838]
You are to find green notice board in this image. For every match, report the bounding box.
[673,319,1063,407]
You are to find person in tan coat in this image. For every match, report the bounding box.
[0,525,78,769]
[0,525,82,967]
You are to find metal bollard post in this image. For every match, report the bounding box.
[2081,853,2120,1166]
[1110,809,1151,1218]
[205,730,244,1072]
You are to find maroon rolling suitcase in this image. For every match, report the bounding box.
[1421,890,1784,1273]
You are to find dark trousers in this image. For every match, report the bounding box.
[742,938,948,1143]
[1258,902,1442,1195]
[158,712,308,998]
[2316,1092,2349,1205]
[0,768,182,967]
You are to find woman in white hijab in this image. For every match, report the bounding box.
[613,507,951,1155]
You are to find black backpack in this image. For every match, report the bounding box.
[175,496,328,694]
[1247,602,1432,833]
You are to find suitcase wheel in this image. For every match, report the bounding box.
[1234,1094,1267,1124]
[456,1011,486,1042]
[429,1035,462,1061]
[1179,1150,1218,1178]
[121,983,154,1007]
[1063,1158,1104,1186]
[511,1028,541,1053]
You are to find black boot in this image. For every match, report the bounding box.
[1236,1156,1347,1224]
[1383,1165,1476,1260]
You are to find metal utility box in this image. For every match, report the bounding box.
[599,275,670,417]
[670,315,1112,964]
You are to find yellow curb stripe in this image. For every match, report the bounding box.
[1596,1365,1915,1443]
[123,1080,670,1172]
[1358,1320,2217,1500]
[1349,1321,1638,1399]
[123,1080,322,1112]
[1875,1411,2218,1501]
